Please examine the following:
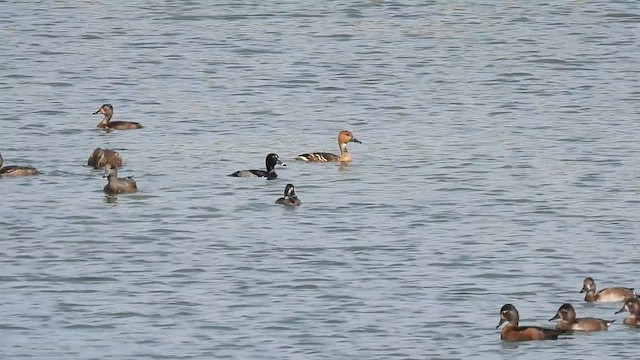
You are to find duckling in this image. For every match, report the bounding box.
[93,104,142,130]
[615,299,640,326]
[497,304,562,341]
[581,277,637,302]
[87,148,123,169]
[275,184,301,207]
[229,153,284,180]
[103,164,138,194]
[549,303,613,331]
[296,130,361,162]
[0,152,39,176]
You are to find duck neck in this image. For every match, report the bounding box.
[565,311,576,323]
[100,113,112,126]
[339,142,351,161]
[107,170,118,183]
[555,321,571,331]
[584,291,595,302]
[339,141,348,154]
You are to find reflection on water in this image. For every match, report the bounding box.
[103,194,118,204]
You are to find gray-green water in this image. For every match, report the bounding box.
[1,1,640,359]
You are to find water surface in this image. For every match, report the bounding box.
[1,1,640,359]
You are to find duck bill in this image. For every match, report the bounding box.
[92,109,102,115]
[496,318,506,329]
[549,313,560,322]
[580,286,587,293]
[351,137,362,144]
[277,159,286,167]
[615,306,626,314]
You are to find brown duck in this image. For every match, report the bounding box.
[549,303,613,331]
[0,152,39,176]
[615,298,640,327]
[581,277,637,302]
[87,148,123,169]
[93,104,142,130]
[103,164,138,194]
[497,304,562,341]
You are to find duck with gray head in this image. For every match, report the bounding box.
[103,164,138,194]
[0,152,39,176]
[93,104,143,130]
[549,303,614,331]
[87,148,123,169]
[581,277,637,302]
[615,298,640,326]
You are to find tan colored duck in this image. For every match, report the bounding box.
[87,148,123,169]
[103,164,138,194]
[296,130,361,162]
[549,303,613,331]
[0,152,39,176]
[581,277,637,302]
[497,304,562,341]
[93,104,142,130]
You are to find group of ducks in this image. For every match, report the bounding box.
[497,277,640,341]
[1,104,362,206]
[4,104,639,344]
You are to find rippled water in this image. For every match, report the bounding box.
[1,1,640,359]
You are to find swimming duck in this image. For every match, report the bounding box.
[615,298,640,326]
[229,153,284,180]
[87,148,123,169]
[93,104,143,130]
[0,152,39,176]
[581,277,637,302]
[296,130,361,162]
[549,303,613,331]
[275,183,301,207]
[103,164,138,194]
[497,304,562,341]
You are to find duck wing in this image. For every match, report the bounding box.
[296,152,340,162]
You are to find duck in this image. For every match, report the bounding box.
[549,303,613,331]
[0,152,39,176]
[87,148,123,169]
[581,277,637,302]
[103,164,138,194]
[615,298,640,326]
[497,304,562,341]
[93,104,143,130]
[229,153,284,180]
[296,130,361,162]
[275,184,301,207]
